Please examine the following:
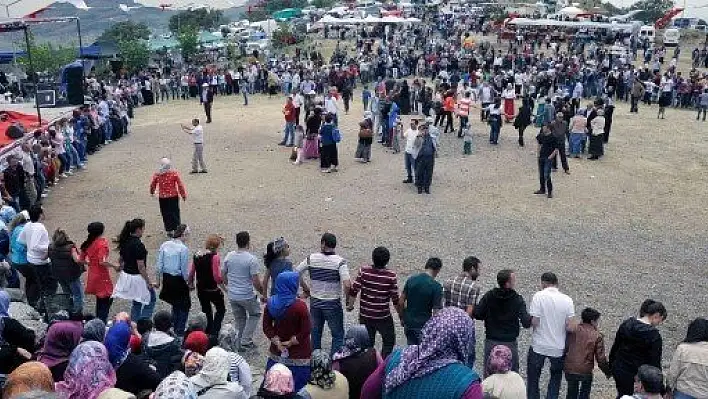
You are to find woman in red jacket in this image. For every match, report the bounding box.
[263,271,312,392]
[149,158,187,236]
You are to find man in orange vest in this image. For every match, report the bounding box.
[457,92,472,138]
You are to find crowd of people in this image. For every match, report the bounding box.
[0,223,707,399]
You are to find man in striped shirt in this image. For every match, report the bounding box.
[347,246,401,359]
[296,233,351,355]
[442,256,481,367]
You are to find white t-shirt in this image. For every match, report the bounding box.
[18,221,49,265]
[529,287,575,357]
[191,125,204,144]
[404,128,418,154]
[325,97,338,115]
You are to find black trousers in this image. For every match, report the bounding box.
[552,141,569,171]
[443,111,454,133]
[16,263,38,308]
[415,154,434,189]
[320,144,339,169]
[95,297,113,323]
[603,105,614,143]
[197,289,226,336]
[204,102,212,123]
[158,196,181,232]
[362,316,395,360]
[630,95,639,112]
[18,263,57,312]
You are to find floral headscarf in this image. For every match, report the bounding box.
[154,371,197,399]
[332,324,371,361]
[263,363,294,395]
[82,318,107,342]
[104,321,131,368]
[2,361,55,398]
[487,345,513,375]
[384,307,476,393]
[55,341,117,399]
[309,350,336,390]
[182,350,205,377]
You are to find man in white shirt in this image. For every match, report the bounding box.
[17,204,54,312]
[402,120,419,183]
[182,119,206,174]
[527,272,575,399]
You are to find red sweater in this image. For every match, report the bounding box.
[263,299,312,360]
[150,171,187,199]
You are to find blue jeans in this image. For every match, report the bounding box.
[57,153,70,173]
[74,140,86,163]
[172,305,190,337]
[489,119,501,143]
[59,278,84,314]
[569,133,585,156]
[242,87,249,105]
[310,304,344,355]
[404,152,415,180]
[102,119,112,142]
[66,143,80,168]
[538,158,553,193]
[130,288,156,321]
[674,391,697,399]
[282,121,295,145]
[527,347,564,399]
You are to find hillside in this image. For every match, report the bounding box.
[0,0,246,50]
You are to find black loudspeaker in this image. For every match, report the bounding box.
[65,67,84,105]
[37,90,56,107]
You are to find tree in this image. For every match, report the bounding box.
[19,33,77,75]
[628,0,674,24]
[117,40,150,72]
[98,21,150,43]
[311,0,336,9]
[177,26,199,61]
[169,8,228,33]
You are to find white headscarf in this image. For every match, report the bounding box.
[191,347,231,387]
[158,157,172,174]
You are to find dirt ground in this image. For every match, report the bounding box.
[39,61,708,396]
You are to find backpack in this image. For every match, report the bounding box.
[332,127,342,143]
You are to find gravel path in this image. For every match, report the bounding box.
[38,89,708,398]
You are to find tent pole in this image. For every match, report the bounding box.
[23,26,42,125]
[76,18,85,100]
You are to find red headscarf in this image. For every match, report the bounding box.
[184,331,209,355]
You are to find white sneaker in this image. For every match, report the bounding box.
[60,173,68,178]
[41,193,48,198]
[66,171,73,176]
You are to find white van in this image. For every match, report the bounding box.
[639,25,655,42]
[663,28,680,47]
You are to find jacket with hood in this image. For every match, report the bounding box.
[140,330,183,379]
[609,318,663,374]
[473,287,532,342]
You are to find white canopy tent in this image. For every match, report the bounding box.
[316,14,420,25]
[558,6,585,17]
[507,17,639,32]
[132,0,247,9]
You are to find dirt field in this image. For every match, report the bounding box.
[38,65,708,395]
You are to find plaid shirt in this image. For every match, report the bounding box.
[442,274,480,311]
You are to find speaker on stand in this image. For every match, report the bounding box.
[65,67,84,105]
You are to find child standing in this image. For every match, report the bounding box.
[463,123,473,155]
[362,85,372,112]
[292,125,305,165]
[564,308,611,399]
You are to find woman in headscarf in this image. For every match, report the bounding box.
[155,224,191,338]
[37,320,83,382]
[501,83,516,123]
[182,350,204,377]
[361,307,483,399]
[332,325,382,399]
[480,345,526,399]
[0,289,36,378]
[256,363,303,399]
[149,158,187,236]
[2,361,55,398]
[80,222,118,323]
[55,341,116,399]
[153,371,196,399]
[189,347,248,399]
[217,324,253,397]
[262,272,312,392]
[587,108,605,160]
[299,350,348,399]
[303,107,322,159]
[48,229,84,316]
[82,318,107,342]
[354,112,374,163]
[188,234,226,337]
[262,237,293,297]
[184,330,209,356]
[399,80,411,115]
[104,321,161,396]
